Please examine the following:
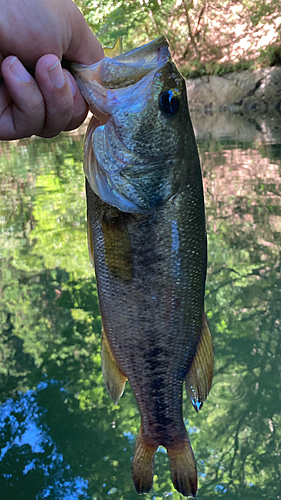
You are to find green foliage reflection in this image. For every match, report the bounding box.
[0,133,281,498]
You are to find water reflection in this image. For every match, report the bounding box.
[209,375,247,404]
[0,381,91,499]
[0,121,281,499]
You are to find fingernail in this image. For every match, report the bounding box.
[48,60,65,88]
[65,72,76,96]
[9,56,31,82]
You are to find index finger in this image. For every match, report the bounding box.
[63,3,104,65]
[0,56,45,140]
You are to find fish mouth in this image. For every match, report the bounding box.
[71,37,171,120]
[72,36,170,87]
[101,35,171,87]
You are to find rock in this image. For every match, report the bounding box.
[186,67,281,115]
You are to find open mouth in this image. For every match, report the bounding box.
[71,36,171,91]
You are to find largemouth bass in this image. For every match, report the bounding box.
[72,36,213,497]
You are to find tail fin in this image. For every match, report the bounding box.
[168,440,197,497]
[132,425,157,494]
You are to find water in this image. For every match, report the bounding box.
[0,117,280,499]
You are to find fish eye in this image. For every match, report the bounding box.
[159,90,180,116]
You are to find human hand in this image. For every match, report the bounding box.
[0,0,104,140]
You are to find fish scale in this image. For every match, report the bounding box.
[86,177,206,463]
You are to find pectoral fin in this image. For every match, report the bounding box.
[87,212,95,267]
[185,312,214,412]
[102,213,133,284]
[101,331,127,404]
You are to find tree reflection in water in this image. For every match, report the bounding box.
[0,128,280,499]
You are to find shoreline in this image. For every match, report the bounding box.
[186,66,281,115]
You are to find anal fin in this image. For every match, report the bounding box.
[101,331,127,404]
[185,312,214,412]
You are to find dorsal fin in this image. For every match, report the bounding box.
[185,312,214,412]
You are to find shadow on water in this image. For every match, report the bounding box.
[0,116,280,499]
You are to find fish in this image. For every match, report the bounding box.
[71,36,213,497]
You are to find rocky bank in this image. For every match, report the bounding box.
[186,66,281,114]
[186,66,281,142]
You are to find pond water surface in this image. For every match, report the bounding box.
[0,115,280,499]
